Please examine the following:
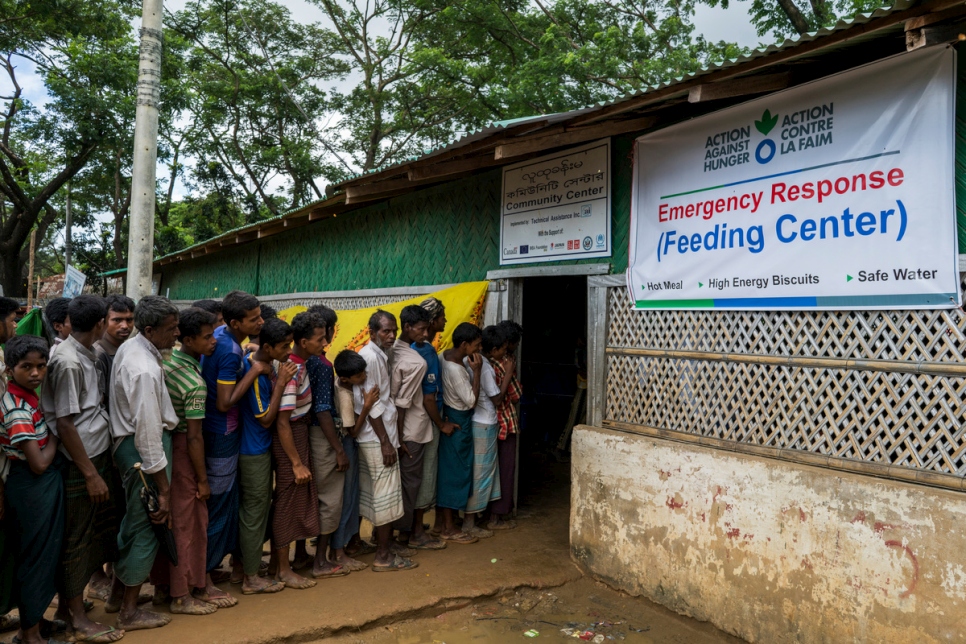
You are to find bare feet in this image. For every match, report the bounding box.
[87,570,113,603]
[169,595,218,616]
[152,586,170,606]
[291,553,313,571]
[275,569,316,590]
[241,575,285,595]
[116,608,170,632]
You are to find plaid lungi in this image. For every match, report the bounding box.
[60,450,120,598]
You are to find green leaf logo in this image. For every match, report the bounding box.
[755,109,779,136]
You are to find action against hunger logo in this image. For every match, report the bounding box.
[754,108,778,164]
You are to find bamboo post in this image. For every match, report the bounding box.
[26,228,36,308]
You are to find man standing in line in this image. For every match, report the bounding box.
[93,295,135,413]
[199,290,265,607]
[89,294,136,601]
[390,306,445,551]
[45,297,71,356]
[42,295,123,643]
[356,311,416,572]
[109,296,180,632]
[412,298,458,538]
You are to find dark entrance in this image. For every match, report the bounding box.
[514,274,587,508]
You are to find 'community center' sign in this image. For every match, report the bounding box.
[627,47,958,310]
[501,139,611,265]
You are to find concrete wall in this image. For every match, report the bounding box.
[571,425,966,643]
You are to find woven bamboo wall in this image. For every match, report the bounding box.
[160,142,633,301]
[602,274,966,480]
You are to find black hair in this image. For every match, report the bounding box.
[291,311,326,343]
[5,334,49,367]
[0,297,19,320]
[307,305,338,332]
[334,350,366,379]
[178,307,217,339]
[497,320,524,345]
[368,310,395,334]
[221,290,260,324]
[45,297,70,325]
[104,294,135,314]
[260,304,278,320]
[452,322,482,348]
[67,295,107,333]
[400,305,431,328]
[192,299,222,317]
[481,325,508,354]
[259,317,292,346]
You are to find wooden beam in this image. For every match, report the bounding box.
[344,170,477,206]
[407,153,504,181]
[335,120,556,190]
[494,116,658,160]
[905,4,966,31]
[566,0,963,127]
[688,72,792,103]
[906,20,966,50]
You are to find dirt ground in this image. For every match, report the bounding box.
[0,456,741,644]
[326,576,743,644]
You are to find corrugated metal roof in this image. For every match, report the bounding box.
[155,0,919,265]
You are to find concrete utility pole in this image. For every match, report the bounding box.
[64,182,72,269]
[126,0,163,300]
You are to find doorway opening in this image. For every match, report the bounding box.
[513,274,588,512]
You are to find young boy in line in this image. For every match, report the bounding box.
[462,326,515,538]
[413,299,459,540]
[330,351,380,572]
[436,323,483,544]
[304,306,349,580]
[271,312,324,590]
[391,305,445,551]
[152,307,222,616]
[233,318,295,595]
[356,311,416,572]
[191,300,224,329]
[0,296,20,632]
[489,321,523,529]
[199,290,265,606]
[41,295,123,643]
[1,334,64,644]
[45,297,71,356]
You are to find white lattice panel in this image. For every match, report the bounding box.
[604,276,966,476]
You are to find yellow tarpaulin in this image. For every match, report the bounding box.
[277,281,489,360]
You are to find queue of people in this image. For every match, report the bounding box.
[0,291,524,644]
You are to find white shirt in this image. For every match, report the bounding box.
[464,356,500,425]
[354,341,398,447]
[109,334,179,474]
[440,356,476,411]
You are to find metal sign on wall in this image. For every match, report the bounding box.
[628,47,958,310]
[500,139,611,265]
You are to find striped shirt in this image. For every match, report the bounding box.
[492,359,522,440]
[1,382,51,461]
[163,350,207,433]
[280,354,311,421]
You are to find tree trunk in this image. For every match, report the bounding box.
[776,0,811,34]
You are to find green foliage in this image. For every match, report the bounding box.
[709,0,887,40]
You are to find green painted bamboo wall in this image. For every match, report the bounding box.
[160,136,634,300]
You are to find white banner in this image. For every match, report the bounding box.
[63,265,86,299]
[628,47,958,310]
[500,139,611,264]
